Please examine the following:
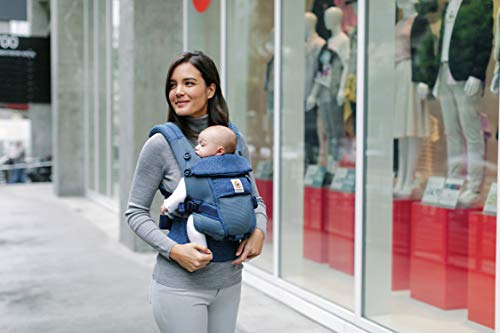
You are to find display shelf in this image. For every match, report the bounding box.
[392,199,417,290]
[303,186,328,263]
[468,211,496,329]
[409,203,480,310]
[325,190,354,275]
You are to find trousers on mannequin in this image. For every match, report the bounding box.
[317,96,345,166]
[394,137,419,197]
[436,63,484,194]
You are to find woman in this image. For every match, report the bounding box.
[125,51,267,333]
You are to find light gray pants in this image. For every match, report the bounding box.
[435,63,484,192]
[150,279,242,333]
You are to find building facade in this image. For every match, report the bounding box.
[50,0,500,332]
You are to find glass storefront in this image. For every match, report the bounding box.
[187,0,221,67]
[363,1,498,332]
[77,0,500,331]
[280,0,358,310]
[83,0,120,205]
[226,0,275,273]
[186,0,499,331]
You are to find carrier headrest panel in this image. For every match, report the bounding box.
[190,154,252,177]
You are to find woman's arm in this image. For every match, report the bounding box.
[125,135,177,259]
[126,134,213,270]
[232,133,267,264]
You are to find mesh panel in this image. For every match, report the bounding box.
[219,195,254,236]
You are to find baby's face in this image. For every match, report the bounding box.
[195,131,222,158]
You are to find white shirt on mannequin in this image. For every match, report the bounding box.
[441,0,463,63]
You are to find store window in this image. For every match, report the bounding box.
[363,1,498,332]
[111,0,120,200]
[84,0,118,202]
[280,0,358,310]
[226,0,275,273]
[85,0,95,192]
[97,0,107,195]
[187,0,221,67]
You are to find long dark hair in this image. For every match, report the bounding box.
[165,51,229,138]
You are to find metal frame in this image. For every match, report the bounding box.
[83,0,89,195]
[354,0,366,324]
[50,0,58,190]
[272,0,282,279]
[105,0,112,197]
[93,0,99,192]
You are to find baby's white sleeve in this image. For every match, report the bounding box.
[163,178,187,212]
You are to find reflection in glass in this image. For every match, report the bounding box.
[187,0,221,68]
[86,0,95,191]
[226,0,274,273]
[364,1,498,332]
[111,0,120,201]
[281,0,358,310]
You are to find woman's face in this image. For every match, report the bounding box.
[168,62,216,118]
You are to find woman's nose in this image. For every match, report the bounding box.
[175,84,184,96]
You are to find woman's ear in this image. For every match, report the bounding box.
[207,83,216,99]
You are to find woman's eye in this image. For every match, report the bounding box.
[186,81,194,86]
[169,83,176,90]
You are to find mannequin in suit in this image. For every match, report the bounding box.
[432,0,493,206]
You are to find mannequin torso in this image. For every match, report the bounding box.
[306,7,350,108]
[305,12,326,100]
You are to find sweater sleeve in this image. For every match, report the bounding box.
[239,133,268,239]
[125,134,178,260]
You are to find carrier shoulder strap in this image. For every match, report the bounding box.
[149,122,200,174]
[228,122,244,157]
[149,122,245,171]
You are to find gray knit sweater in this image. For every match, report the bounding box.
[125,115,267,289]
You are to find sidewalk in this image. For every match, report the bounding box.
[0,183,333,333]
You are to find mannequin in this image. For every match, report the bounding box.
[264,30,274,126]
[305,12,326,103]
[305,12,326,166]
[306,7,350,165]
[432,0,493,206]
[393,0,435,197]
[312,0,336,40]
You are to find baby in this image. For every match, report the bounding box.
[160,125,238,247]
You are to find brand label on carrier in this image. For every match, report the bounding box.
[231,179,244,193]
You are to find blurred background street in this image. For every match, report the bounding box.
[0,183,332,333]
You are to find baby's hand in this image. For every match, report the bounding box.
[160,204,169,215]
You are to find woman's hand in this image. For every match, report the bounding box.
[169,243,213,272]
[232,228,265,265]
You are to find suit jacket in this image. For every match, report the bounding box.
[437,0,493,81]
[411,14,438,86]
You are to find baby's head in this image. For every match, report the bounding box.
[195,125,237,158]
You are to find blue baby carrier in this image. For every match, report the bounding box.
[149,122,257,262]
